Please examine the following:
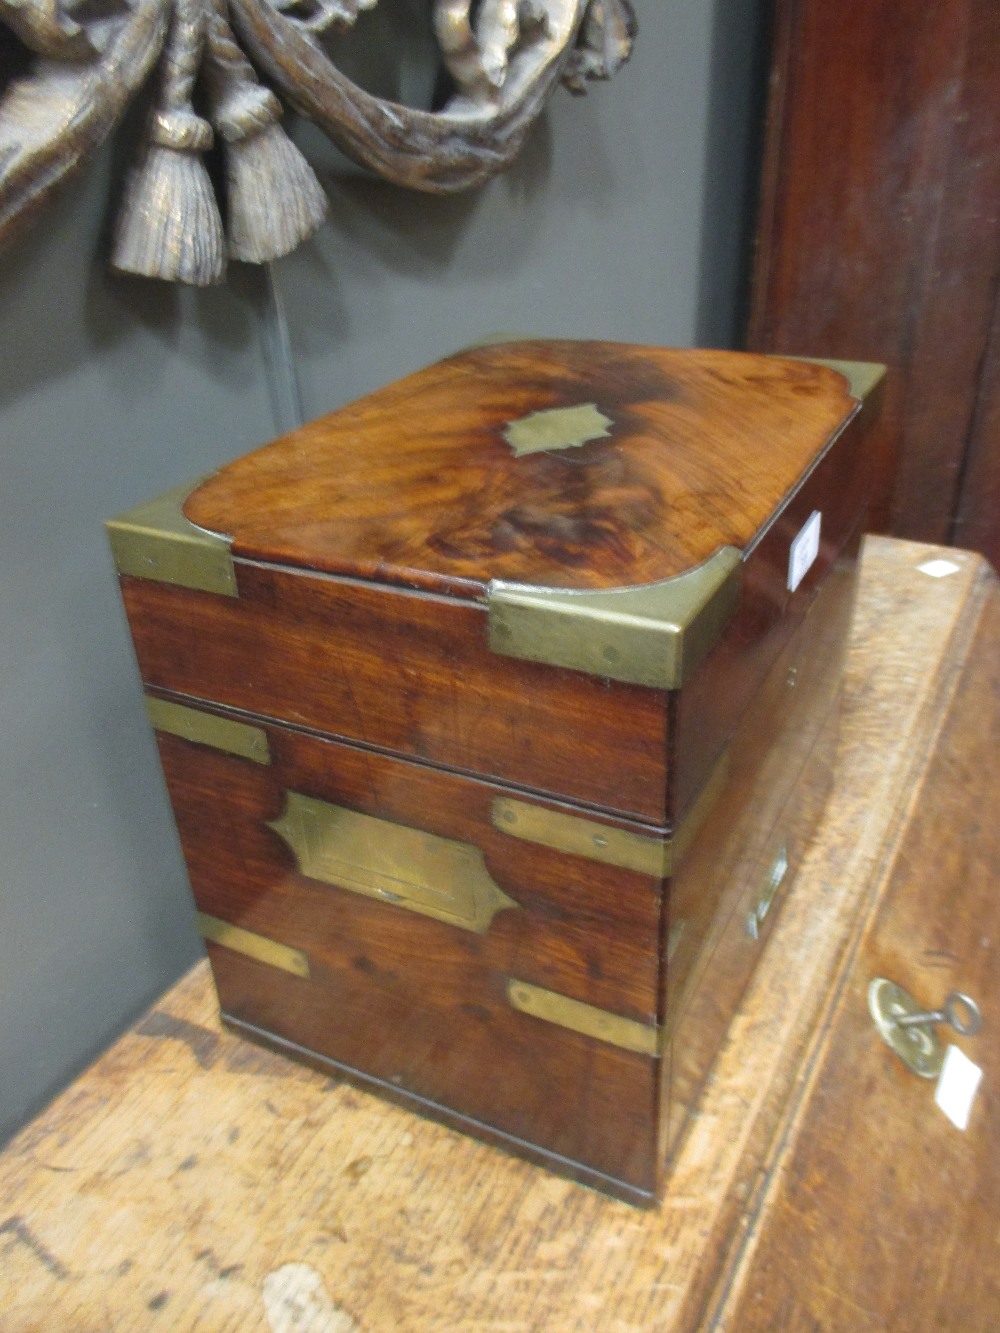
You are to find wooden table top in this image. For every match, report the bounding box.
[1,536,997,1332]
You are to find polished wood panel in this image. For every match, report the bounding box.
[184,342,859,596]
[664,547,857,1028]
[661,559,855,1158]
[157,725,665,1026]
[953,290,1000,567]
[118,395,874,828]
[156,721,665,1198]
[671,387,873,814]
[750,0,1000,549]
[121,568,672,823]
[3,539,995,1329]
[665,710,836,1161]
[146,522,855,1202]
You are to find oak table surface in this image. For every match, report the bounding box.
[1,536,997,1332]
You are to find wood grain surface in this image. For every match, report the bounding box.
[119,345,875,826]
[715,564,1000,1332]
[670,384,871,816]
[183,342,859,597]
[157,720,665,1198]
[953,287,1000,566]
[660,553,855,1158]
[749,0,1000,551]
[146,537,856,1201]
[2,537,996,1330]
[121,568,672,823]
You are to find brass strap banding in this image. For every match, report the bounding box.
[492,797,669,876]
[145,696,271,764]
[197,912,310,978]
[507,979,659,1057]
[491,753,728,877]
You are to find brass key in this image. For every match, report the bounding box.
[893,991,982,1036]
[868,979,983,1078]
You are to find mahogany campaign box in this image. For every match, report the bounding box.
[107,341,883,1206]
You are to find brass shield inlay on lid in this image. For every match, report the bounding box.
[503,403,613,457]
[269,791,519,935]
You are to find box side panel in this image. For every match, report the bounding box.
[119,569,670,825]
[657,543,859,1170]
[662,710,837,1165]
[670,404,874,819]
[663,539,859,1018]
[152,723,665,1196]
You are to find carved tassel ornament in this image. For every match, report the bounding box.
[203,0,328,264]
[0,0,636,283]
[113,0,226,283]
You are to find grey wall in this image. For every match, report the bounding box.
[0,0,766,1145]
[281,0,768,415]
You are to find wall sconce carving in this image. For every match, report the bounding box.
[0,0,636,283]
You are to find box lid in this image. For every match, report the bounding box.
[108,342,883,822]
[169,342,877,688]
[183,341,863,601]
[109,343,882,694]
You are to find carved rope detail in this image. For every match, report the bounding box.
[0,0,636,283]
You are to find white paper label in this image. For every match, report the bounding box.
[918,559,961,580]
[788,510,822,592]
[935,1044,983,1130]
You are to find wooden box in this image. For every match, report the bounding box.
[108,341,882,1205]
